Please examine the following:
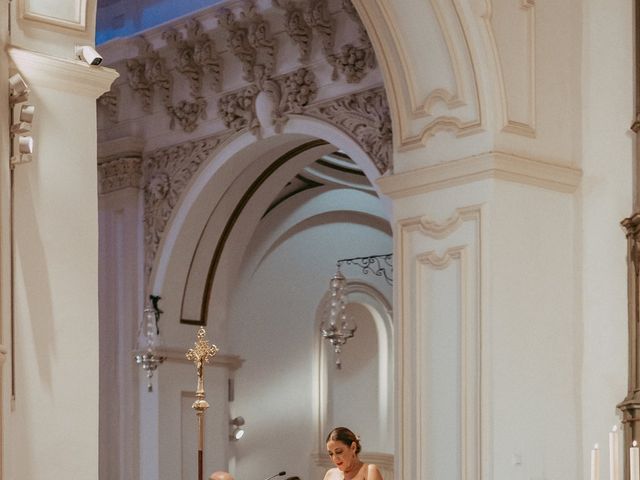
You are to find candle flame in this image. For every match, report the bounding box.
[613,425,618,432]
[633,440,638,447]
[595,443,599,449]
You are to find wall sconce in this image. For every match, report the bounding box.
[9,73,35,166]
[320,254,392,369]
[229,416,245,441]
[134,295,166,392]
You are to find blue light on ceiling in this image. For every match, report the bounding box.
[96,0,226,45]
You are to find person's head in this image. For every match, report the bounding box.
[210,471,234,480]
[325,427,362,472]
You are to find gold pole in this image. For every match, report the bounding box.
[186,327,219,480]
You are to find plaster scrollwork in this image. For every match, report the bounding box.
[98,87,119,123]
[167,97,208,133]
[126,58,153,112]
[189,18,224,92]
[304,0,337,75]
[218,85,260,134]
[163,27,202,97]
[143,134,231,278]
[218,7,258,82]
[257,67,317,132]
[273,0,313,63]
[332,0,375,83]
[129,37,173,109]
[243,2,278,78]
[306,87,392,174]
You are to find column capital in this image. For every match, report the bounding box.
[8,46,118,98]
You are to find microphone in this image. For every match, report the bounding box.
[263,471,286,480]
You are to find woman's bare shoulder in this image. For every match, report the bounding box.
[366,464,383,480]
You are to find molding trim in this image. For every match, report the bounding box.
[163,348,244,370]
[19,0,87,31]
[397,205,482,480]
[354,0,484,150]
[98,136,146,161]
[377,151,582,199]
[482,0,536,136]
[8,47,119,98]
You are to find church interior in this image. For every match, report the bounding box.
[0,0,637,479]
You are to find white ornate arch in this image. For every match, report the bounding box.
[142,115,392,346]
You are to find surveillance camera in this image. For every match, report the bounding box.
[75,45,103,66]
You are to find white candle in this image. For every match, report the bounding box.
[631,440,639,480]
[609,426,620,480]
[592,443,600,480]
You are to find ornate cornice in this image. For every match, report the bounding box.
[8,47,119,98]
[377,151,582,198]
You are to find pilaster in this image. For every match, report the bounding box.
[98,136,145,480]
[379,165,580,480]
[4,41,117,480]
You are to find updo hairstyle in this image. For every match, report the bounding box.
[326,427,361,454]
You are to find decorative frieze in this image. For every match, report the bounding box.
[306,87,392,173]
[98,156,143,194]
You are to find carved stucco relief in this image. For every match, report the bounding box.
[98,156,143,194]
[99,0,394,280]
[142,133,233,278]
[98,85,391,280]
[306,87,391,173]
[98,87,119,124]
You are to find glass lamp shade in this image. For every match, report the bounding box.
[320,269,356,369]
[134,306,167,391]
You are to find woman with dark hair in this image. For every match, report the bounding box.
[323,427,383,480]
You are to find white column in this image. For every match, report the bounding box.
[3,46,117,480]
[379,155,581,480]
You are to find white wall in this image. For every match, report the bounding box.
[580,0,634,476]
[227,187,392,480]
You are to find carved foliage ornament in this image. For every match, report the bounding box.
[218,2,277,84]
[98,156,143,194]
[218,84,260,134]
[306,87,391,173]
[98,87,119,123]
[257,67,318,132]
[273,0,313,63]
[143,134,232,278]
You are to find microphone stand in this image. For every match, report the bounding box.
[186,327,219,480]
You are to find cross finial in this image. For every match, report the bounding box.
[186,327,219,398]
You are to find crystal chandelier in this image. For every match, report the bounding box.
[320,268,357,369]
[135,295,167,392]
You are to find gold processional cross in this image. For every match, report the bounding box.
[186,326,219,480]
